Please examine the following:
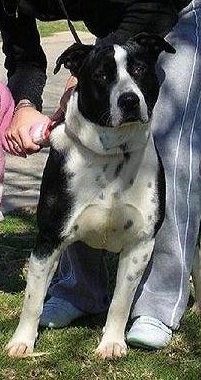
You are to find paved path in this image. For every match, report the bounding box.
[0,31,94,212]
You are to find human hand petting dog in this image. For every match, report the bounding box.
[5,106,50,156]
[4,76,77,157]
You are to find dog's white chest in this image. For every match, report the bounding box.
[61,138,158,253]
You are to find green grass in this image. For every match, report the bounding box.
[37,21,88,37]
[0,210,201,380]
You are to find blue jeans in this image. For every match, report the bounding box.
[49,0,201,329]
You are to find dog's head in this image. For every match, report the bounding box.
[55,33,175,128]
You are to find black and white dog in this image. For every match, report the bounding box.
[6,33,201,359]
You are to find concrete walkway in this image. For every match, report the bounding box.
[0,31,94,212]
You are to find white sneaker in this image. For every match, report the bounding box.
[127,316,172,349]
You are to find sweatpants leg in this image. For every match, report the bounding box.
[132,0,201,329]
[49,242,110,314]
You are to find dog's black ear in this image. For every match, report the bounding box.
[54,43,94,76]
[133,32,176,58]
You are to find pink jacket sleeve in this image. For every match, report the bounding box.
[0,82,15,152]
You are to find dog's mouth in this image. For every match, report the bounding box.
[107,115,146,128]
[119,111,148,127]
[118,101,150,126]
[122,113,140,123]
[103,107,148,128]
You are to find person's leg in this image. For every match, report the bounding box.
[40,242,110,327]
[128,0,201,347]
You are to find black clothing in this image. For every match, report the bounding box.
[175,1,191,11]
[0,1,190,108]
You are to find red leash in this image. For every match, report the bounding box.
[30,85,75,146]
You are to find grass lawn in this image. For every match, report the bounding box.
[37,21,88,37]
[0,210,201,380]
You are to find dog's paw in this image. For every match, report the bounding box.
[96,339,127,360]
[5,337,35,358]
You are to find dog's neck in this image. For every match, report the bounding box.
[51,91,151,157]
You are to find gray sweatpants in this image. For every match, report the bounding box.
[50,0,201,329]
[133,0,201,329]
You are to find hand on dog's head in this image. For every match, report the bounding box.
[54,33,175,77]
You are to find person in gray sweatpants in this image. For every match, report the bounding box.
[127,0,201,347]
[41,0,201,348]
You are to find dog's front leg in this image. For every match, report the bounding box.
[96,239,155,360]
[6,244,61,358]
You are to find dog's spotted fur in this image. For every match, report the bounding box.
[51,95,159,254]
[6,34,179,359]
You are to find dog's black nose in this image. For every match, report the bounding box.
[117,92,140,112]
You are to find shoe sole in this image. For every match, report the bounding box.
[127,337,162,350]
